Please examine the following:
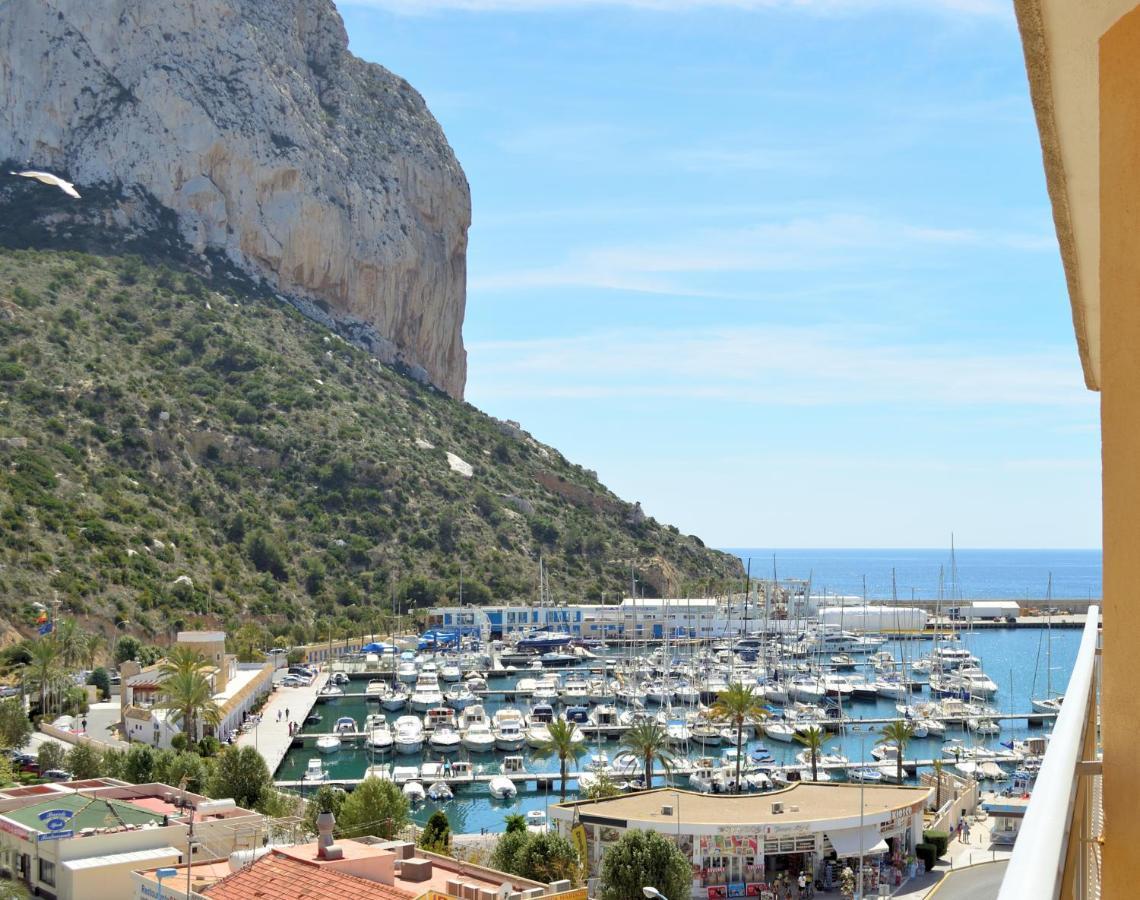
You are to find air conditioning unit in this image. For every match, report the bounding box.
[661,805,673,816]
[771,802,784,814]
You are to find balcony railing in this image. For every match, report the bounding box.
[996,605,1101,900]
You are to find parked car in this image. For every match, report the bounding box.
[41,769,72,782]
[280,675,304,687]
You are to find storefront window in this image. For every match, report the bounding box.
[38,859,54,887]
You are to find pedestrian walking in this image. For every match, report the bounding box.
[285,707,290,720]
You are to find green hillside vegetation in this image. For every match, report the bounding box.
[0,246,741,647]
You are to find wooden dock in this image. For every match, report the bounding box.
[291,709,1054,746]
[273,753,1020,792]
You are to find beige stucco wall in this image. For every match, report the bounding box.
[1099,8,1140,896]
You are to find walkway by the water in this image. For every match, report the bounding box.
[237,670,328,774]
[892,807,1013,898]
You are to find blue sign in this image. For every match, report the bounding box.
[37,830,73,842]
[37,808,74,836]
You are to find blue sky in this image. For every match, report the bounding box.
[339,0,1100,549]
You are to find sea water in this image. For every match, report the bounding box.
[726,548,1101,601]
[275,626,1084,834]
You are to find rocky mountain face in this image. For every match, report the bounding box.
[0,0,469,398]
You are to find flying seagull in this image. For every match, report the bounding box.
[8,170,80,199]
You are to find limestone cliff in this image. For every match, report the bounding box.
[0,0,469,397]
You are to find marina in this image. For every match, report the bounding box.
[273,621,1081,833]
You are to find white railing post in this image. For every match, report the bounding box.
[996,606,1100,900]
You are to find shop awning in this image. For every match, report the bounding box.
[825,826,889,857]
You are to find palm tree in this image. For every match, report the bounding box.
[54,619,85,670]
[160,645,211,678]
[932,758,944,812]
[25,638,65,716]
[158,668,222,743]
[880,720,916,784]
[794,726,825,782]
[618,721,674,790]
[83,633,106,671]
[711,682,768,793]
[535,718,585,800]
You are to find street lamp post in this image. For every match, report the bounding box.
[857,725,867,900]
[155,866,177,897]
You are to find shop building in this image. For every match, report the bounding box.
[551,784,930,898]
[0,778,262,900]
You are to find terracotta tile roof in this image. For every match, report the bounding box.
[202,852,416,900]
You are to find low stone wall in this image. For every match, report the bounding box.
[38,721,123,752]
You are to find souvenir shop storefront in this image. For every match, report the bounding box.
[552,783,931,898]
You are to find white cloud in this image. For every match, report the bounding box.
[343,0,1010,17]
[468,212,1056,295]
[468,324,1095,409]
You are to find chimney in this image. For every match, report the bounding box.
[316,811,343,860]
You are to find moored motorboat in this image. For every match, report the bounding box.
[303,758,327,783]
[315,734,341,754]
[367,721,394,754]
[394,715,424,754]
[763,720,796,743]
[488,775,517,799]
[403,780,426,804]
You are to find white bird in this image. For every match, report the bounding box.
[8,170,80,199]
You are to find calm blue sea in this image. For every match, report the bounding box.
[723,548,1102,601]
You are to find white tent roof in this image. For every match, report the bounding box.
[825,826,889,857]
[63,845,181,870]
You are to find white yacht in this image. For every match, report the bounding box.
[956,668,1000,699]
[525,720,551,749]
[397,661,419,684]
[365,679,387,698]
[333,716,358,735]
[315,734,341,754]
[429,725,462,753]
[674,683,702,706]
[488,775,517,799]
[303,758,327,783]
[381,685,408,712]
[532,677,560,704]
[403,781,426,804]
[440,663,462,683]
[688,757,718,793]
[367,721,394,754]
[462,721,496,753]
[561,676,590,705]
[492,708,527,751]
[393,715,424,754]
[423,707,458,733]
[460,704,489,730]
[445,685,477,710]
[411,671,444,713]
[763,720,797,743]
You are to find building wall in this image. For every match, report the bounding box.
[63,850,182,900]
[1099,8,1140,894]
